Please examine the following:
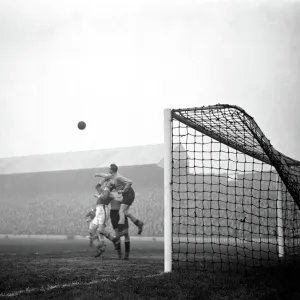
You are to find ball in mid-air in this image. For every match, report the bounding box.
[78,121,86,130]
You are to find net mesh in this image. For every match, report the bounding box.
[170,105,300,272]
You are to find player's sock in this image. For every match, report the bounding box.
[124,241,130,260]
[133,220,138,226]
[125,241,130,252]
[95,244,106,258]
[115,240,121,251]
[127,214,137,223]
[138,222,144,235]
[116,242,122,259]
[133,220,144,234]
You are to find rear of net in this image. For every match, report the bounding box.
[171,106,300,273]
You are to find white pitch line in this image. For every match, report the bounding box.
[0,272,165,298]
[0,250,89,257]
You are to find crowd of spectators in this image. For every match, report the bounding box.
[0,187,164,237]
[1,172,298,240]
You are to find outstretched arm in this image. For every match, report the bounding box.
[95,173,112,179]
[95,178,108,194]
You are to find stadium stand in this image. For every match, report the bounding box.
[1,143,282,239]
[0,145,165,237]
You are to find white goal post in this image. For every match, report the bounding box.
[164,109,172,273]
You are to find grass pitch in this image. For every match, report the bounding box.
[0,238,300,299]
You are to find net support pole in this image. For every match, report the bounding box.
[164,108,172,273]
[276,173,285,258]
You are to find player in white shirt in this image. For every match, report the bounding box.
[90,179,118,257]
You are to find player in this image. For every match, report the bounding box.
[95,164,144,235]
[86,178,110,250]
[95,164,144,234]
[85,207,106,249]
[90,179,118,257]
[85,207,96,247]
[110,190,130,260]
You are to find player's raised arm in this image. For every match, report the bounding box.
[95,178,108,194]
[95,173,112,179]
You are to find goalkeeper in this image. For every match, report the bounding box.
[95,164,144,235]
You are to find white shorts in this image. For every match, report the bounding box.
[88,221,95,231]
[91,205,109,226]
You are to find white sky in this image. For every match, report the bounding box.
[0,0,300,160]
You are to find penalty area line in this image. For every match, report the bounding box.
[0,272,165,298]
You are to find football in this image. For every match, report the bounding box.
[78,121,86,130]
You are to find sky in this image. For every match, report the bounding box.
[0,0,300,160]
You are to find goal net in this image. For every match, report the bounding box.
[164,105,300,273]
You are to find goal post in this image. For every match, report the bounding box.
[164,108,172,273]
[163,105,300,273]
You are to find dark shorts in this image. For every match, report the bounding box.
[110,210,128,230]
[121,187,135,205]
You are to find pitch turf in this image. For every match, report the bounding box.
[0,238,300,299]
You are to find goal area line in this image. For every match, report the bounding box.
[0,273,165,298]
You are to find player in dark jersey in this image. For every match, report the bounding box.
[95,164,144,235]
[110,192,130,260]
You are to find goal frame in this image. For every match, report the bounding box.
[163,107,296,273]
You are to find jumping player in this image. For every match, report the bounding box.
[110,191,131,260]
[85,207,96,247]
[86,178,109,250]
[85,207,105,249]
[90,180,118,257]
[95,164,144,234]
